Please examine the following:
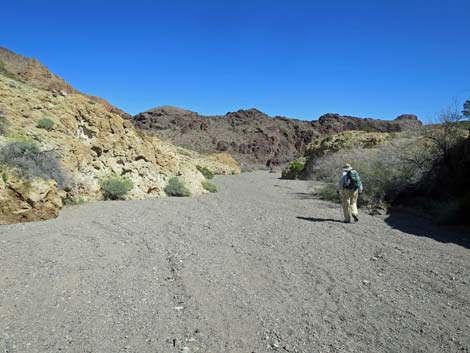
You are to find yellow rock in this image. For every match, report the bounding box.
[0,75,239,223]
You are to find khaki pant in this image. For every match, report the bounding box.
[342,189,359,222]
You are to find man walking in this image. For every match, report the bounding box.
[337,163,363,223]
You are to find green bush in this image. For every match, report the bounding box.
[196,165,214,179]
[7,132,33,142]
[164,177,191,197]
[202,180,218,193]
[64,195,87,205]
[37,118,55,131]
[100,175,133,200]
[290,161,305,175]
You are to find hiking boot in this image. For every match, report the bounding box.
[352,214,359,222]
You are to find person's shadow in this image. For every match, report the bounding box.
[296,216,343,223]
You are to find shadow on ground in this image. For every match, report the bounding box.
[292,192,316,200]
[385,208,470,249]
[297,216,344,223]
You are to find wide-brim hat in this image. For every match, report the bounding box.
[342,163,352,171]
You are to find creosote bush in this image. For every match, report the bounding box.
[164,177,191,197]
[100,175,134,200]
[202,180,218,193]
[37,118,55,131]
[196,165,214,179]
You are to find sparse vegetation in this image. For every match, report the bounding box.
[37,118,55,131]
[317,183,340,202]
[0,140,69,187]
[100,175,133,200]
[202,180,218,193]
[309,102,470,225]
[0,164,9,183]
[289,160,305,175]
[282,160,305,179]
[196,165,214,179]
[88,100,97,105]
[164,177,191,197]
[7,131,33,142]
[0,111,8,135]
[309,133,432,210]
[64,195,87,205]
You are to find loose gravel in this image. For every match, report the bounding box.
[0,171,469,353]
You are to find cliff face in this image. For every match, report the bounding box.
[0,53,239,225]
[133,106,422,169]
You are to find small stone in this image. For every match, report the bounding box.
[181,347,190,353]
[362,280,370,285]
[371,257,379,261]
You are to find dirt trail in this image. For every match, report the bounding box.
[1,172,469,353]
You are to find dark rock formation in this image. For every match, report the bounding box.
[133,107,422,169]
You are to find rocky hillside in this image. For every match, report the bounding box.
[133,106,422,169]
[0,53,239,225]
[0,47,130,119]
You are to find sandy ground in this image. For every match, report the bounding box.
[0,171,469,353]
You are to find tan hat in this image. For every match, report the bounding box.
[342,163,352,171]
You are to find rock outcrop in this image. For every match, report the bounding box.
[0,175,65,224]
[133,107,422,169]
[0,52,239,224]
[0,47,130,119]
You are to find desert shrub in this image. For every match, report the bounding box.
[0,111,8,135]
[0,164,9,183]
[0,140,69,187]
[37,118,55,131]
[309,136,432,210]
[196,165,214,179]
[88,100,97,105]
[100,175,133,200]
[202,180,218,193]
[64,195,87,205]
[290,161,305,175]
[317,183,340,203]
[7,132,33,142]
[164,177,191,197]
[281,160,305,179]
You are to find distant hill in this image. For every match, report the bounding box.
[133,106,422,169]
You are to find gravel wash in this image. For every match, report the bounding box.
[1,171,469,353]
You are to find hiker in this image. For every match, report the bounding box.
[336,163,363,223]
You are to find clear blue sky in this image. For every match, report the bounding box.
[1,0,469,121]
